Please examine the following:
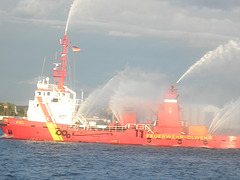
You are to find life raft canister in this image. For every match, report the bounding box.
[56,129,61,135]
[66,134,71,138]
[56,129,71,138]
[61,130,68,136]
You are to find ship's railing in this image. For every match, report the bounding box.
[74,121,154,133]
[135,123,154,134]
[124,123,136,129]
[86,126,127,132]
[37,83,56,90]
[83,123,154,133]
[84,124,155,133]
[144,125,154,134]
[77,114,88,128]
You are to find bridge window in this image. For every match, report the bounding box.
[52,98,58,102]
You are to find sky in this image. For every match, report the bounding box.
[1,0,240,106]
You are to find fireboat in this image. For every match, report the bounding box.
[1,30,240,149]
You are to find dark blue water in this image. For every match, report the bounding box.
[1,129,240,180]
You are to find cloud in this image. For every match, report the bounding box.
[8,16,64,27]
[2,0,240,48]
[13,0,50,17]
[65,0,240,47]
[167,0,240,11]
[77,67,169,122]
[108,31,140,37]
[15,77,41,85]
[178,40,240,106]
[8,0,69,19]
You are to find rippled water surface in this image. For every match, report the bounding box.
[1,129,240,180]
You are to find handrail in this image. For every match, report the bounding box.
[145,125,154,134]
[77,114,88,128]
[75,121,154,133]
[124,123,136,129]
[136,124,154,134]
[80,125,126,132]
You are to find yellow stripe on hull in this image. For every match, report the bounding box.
[46,122,63,141]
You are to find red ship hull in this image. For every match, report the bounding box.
[1,32,238,149]
[1,118,240,149]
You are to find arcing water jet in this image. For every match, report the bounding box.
[3,2,240,148]
[209,98,240,135]
[173,40,240,88]
[65,0,84,35]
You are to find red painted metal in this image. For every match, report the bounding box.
[1,117,240,148]
[1,33,240,149]
[119,112,136,126]
[1,86,240,149]
[52,34,70,90]
[156,88,182,134]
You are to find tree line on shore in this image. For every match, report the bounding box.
[0,102,27,117]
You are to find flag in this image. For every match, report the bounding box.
[72,46,81,52]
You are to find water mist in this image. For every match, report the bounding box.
[177,40,240,135]
[175,40,240,86]
[77,68,169,124]
[209,98,240,135]
[65,0,84,34]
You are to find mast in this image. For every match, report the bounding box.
[52,32,71,90]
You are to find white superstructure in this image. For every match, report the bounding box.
[27,78,79,125]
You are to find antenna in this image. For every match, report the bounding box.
[55,51,58,60]
[52,34,71,89]
[40,56,46,79]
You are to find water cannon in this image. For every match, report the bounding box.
[168,84,178,95]
[172,82,178,89]
[170,85,176,94]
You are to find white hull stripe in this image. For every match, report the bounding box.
[164,99,177,103]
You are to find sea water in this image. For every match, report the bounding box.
[0,129,240,180]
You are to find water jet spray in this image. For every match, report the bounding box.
[65,0,83,35]
[173,40,240,88]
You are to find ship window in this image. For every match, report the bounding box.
[62,93,65,97]
[37,92,41,96]
[52,98,58,102]
[59,115,67,119]
[47,92,50,96]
